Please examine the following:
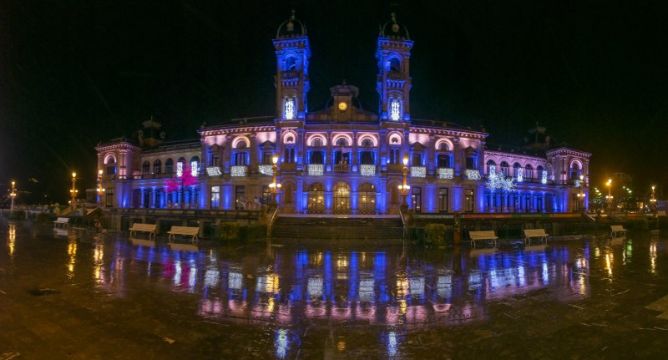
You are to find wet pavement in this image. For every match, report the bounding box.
[1,221,668,359]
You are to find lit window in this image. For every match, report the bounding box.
[190,161,198,177]
[210,186,220,208]
[390,99,401,121]
[541,170,548,184]
[176,162,183,177]
[284,98,295,120]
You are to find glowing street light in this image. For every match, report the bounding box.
[649,185,657,211]
[398,155,410,208]
[96,169,106,204]
[269,154,282,205]
[9,180,17,214]
[605,178,614,210]
[70,171,79,209]
[577,175,585,212]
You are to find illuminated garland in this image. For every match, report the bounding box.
[486,172,515,192]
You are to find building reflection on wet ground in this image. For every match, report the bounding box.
[1,222,668,359]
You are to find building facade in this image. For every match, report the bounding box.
[95,12,591,215]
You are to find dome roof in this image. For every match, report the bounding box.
[379,12,410,40]
[276,10,307,38]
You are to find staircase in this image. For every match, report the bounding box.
[271,215,404,241]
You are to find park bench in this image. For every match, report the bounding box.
[167,226,199,243]
[53,217,70,230]
[523,228,548,245]
[129,223,157,239]
[469,230,498,248]
[610,224,627,238]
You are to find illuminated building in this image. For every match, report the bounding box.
[95,12,590,214]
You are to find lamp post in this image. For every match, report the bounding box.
[9,180,17,214]
[70,172,78,210]
[96,169,106,205]
[269,154,281,206]
[605,178,613,212]
[398,155,410,209]
[649,185,657,212]
[576,174,585,212]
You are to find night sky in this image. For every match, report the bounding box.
[1,0,667,203]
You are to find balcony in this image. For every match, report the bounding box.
[334,164,350,173]
[360,164,376,176]
[258,164,273,176]
[437,168,454,180]
[465,169,481,180]
[230,165,248,177]
[410,166,426,178]
[206,166,222,176]
[308,164,324,176]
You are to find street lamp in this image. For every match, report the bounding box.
[269,154,282,206]
[576,174,586,212]
[70,171,78,209]
[9,180,17,214]
[96,169,106,204]
[649,185,657,212]
[605,178,613,211]
[398,155,410,208]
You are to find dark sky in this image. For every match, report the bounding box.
[1,0,667,203]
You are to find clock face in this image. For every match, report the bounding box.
[338,101,348,111]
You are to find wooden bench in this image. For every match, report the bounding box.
[523,228,548,245]
[610,224,627,238]
[53,217,70,230]
[167,226,199,243]
[129,223,157,239]
[469,230,498,248]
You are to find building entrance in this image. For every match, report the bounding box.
[333,182,351,214]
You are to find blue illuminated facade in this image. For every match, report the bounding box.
[95,12,591,215]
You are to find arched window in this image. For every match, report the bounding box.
[105,156,117,176]
[513,163,522,180]
[486,160,496,175]
[285,135,294,144]
[500,161,510,177]
[208,145,221,166]
[537,165,546,184]
[283,98,295,120]
[310,151,324,164]
[465,148,477,170]
[390,99,401,121]
[284,147,295,164]
[165,158,174,175]
[153,159,162,175]
[336,138,349,147]
[312,137,323,147]
[389,57,401,73]
[177,157,186,177]
[285,56,297,71]
[525,164,534,180]
[569,162,582,180]
[361,138,373,148]
[437,153,451,168]
[142,160,151,175]
[190,156,200,177]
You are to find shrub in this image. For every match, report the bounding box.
[424,223,447,246]
[219,222,240,241]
